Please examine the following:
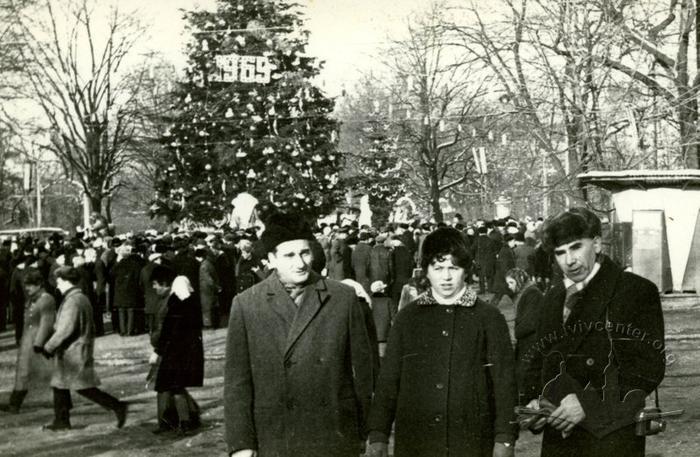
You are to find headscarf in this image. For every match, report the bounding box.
[171,275,194,300]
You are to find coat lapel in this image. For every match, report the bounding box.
[284,272,330,360]
[262,274,297,356]
[556,256,621,356]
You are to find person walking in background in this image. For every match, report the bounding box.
[234,233,265,295]
[474,226,497,295]
[491,234,516,307]
[42,266,127,431]
[351,231,373,295]
[149,266,203,435]
[389,235,413,310]
[0,269,55,414]
[112,241,145,336]
[196,246,221,329]
[368,227,517,457]
[504,267,543,404]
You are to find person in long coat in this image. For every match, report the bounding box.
[196,247,220,329]
[42,266,127,431]
[368,227,518,457]
[149,266,204,435]
[491,234,516,306]
[474,227,497,294]
[0,269,55,413]
[112,243,145,336]
[389,236,413,310]
[225,213,375,457]
[521,208,665,457]
[351,232,373,294]
[505,267,543,404]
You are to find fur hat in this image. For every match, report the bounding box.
[260,212,314,254]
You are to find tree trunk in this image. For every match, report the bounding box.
[429,172,443,223]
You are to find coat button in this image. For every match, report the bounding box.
[445,308,453,314]
[441,330,449,336]
[434,414,442,423]
[586,358,595,366]
[436,383,444,390]
[284,359,294,369]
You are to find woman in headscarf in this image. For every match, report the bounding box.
[368,227,517,457]
[149,266,204,435]
[505,267,544,404]
[0,268,55,413]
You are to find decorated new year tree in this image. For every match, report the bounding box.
[351,111,406,227]
[152,0,343,224]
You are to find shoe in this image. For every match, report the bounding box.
[0,404,19,414]
[151,425,173,435]
[43,422,71,431]
[176,420,199,436]
[115,402,128,428]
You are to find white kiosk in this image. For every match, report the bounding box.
[579,170,700,297]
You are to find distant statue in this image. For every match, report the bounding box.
[229,193,259,229]
[359,195,373,227]
[391,196,416,224]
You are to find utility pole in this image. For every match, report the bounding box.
[541,149,549,218]
[36,162,41,227]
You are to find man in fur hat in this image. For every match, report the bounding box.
[224,212,376,457]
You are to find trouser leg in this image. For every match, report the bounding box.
[127,309,135,335]
[52,388,72,427]
[93,301,104,336]
[118,309,127,335]
[77,387,121,411]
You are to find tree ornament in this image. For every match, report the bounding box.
[225,108,234,118]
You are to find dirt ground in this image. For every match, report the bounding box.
[0,297,698,457]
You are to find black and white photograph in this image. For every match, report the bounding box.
[0,0,698,456]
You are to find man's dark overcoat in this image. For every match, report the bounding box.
[112,254,145,309]
[224,271,375,457]
[522,255,665,457]
[368,297,518,457]
[351,241,372,293]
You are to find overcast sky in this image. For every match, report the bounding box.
[122,0,430,95]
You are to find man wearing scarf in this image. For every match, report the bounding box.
[224,212,376,457]
[521,208,665,457]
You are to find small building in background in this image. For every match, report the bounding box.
[579,170,700,297]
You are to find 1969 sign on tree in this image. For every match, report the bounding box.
[210,54,276,84]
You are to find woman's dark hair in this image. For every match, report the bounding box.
[22,268,44,286]
[150,264,176,286]
[420,227,472,271]
[542,207,602,252]
[54,266,81,284]
[505,268,530,293]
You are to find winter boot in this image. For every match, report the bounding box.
[0,390,27,414]
[43,388,71,431]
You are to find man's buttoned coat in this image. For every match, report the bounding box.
[522,255,665,457]
[224,271,375,457]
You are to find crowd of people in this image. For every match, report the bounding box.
[0,206,666,457]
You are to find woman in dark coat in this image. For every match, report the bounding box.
[505,267,543,404]
[368,227,517,457]
[150,265,204,435]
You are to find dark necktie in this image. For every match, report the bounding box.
[563,284,581,322]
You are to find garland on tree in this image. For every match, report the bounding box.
[152,0,344,224]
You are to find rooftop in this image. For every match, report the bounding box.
[578,169,700,191]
